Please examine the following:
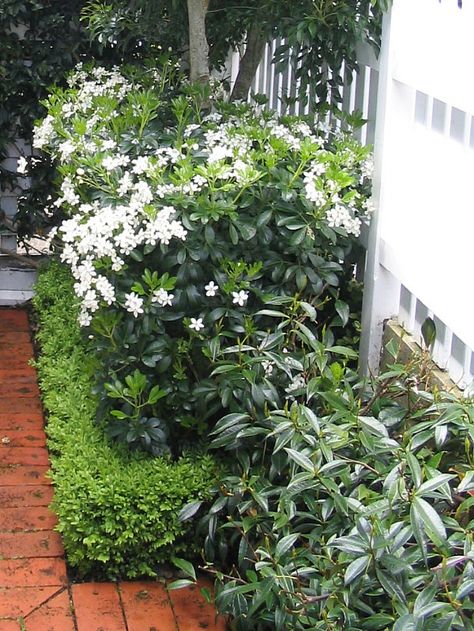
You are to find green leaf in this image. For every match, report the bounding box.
[406,451,422,488]
[335,299,350,326]
[212,413,250,434]
[375,568,407,604]
[358,416,388,437]
[284,448,315,473]
[344,555,369,585]
[148,385,166,405]
[300,301,316,321]
[458,470,474,492]
[326,345,358,358]
[412,496,447,547]
[413,582,438,615]
[178,501,203,522]
[275,533,300,560]
[171,556,196,580]
[421,317,437,348]
[456,579,474,600]
[410,502,428,565]
[393,615,416,631]
[168,579,195,590]
[416,474,455,497]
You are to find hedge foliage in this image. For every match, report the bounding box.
[33,260,220,579]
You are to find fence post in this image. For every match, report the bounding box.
[359,7,401,376]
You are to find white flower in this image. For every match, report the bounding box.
[205,281,218,297]
[361,157,374,178]
[132,156,152,175]
[124,292,144,317]
[189,317,204,331]
[17,157,28,175]
[102,154,130,171]
[78,309,92,327]
[232,290,249,307]
[326,204,361,237]
[152,288,174,307]
[33,115,54,149]
[58,140,76,160]
[285,374,306,394]
[117,171,133,196]
[363,198,376,217]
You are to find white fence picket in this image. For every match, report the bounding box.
[359,0,474,390]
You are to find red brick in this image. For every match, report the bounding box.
[0,506,57,531]
[0,414,44,431]
[0,357,34,371]
[0,352,33,369]
[0,466,51,486]
[0,333,32,346]
[0,586,62,617]
[0,531,63,558]
[72,583,127,631]
[0,447,49,466]
[0,558,67,588]
[0,431,46,448]
[0,368,38,384]
[120,582,176,631]
[0,485,53,507]
[0,619,20,630]
[24,587,75,631]
[0,310,30,332]
[0,383,40,398]
[168,580,227,631]
[0,399,42,415]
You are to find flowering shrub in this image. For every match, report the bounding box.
[35,62,373,452]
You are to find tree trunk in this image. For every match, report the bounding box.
[231,23,267,102]
[186,0,210,85]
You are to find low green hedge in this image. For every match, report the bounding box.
[33,261,219,579]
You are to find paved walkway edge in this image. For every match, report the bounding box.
[0,308,227,631]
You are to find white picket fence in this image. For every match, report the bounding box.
[359,0,474,391]
[230,0,474,391]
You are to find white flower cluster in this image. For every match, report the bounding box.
[33,115,55,150]
[285,374,306,394]
[58,200,186,324]
[36,64,373,328]
[326,202,362,237]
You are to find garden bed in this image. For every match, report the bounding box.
[33,261,220,580]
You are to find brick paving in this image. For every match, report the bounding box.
[0,308,227,631]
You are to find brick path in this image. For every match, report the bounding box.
[0,309,227,631]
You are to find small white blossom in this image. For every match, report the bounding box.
[117,171,133,196]
[152,288,174,307]
[232,290,249,307]
[17,157,28,175]
[204,281,218,297]
[58,140,76,160]
[132,156,152,174]
[78,309,92,327]
[361,157,374,178]
[285,374,306,394]
[189,317,204,331]
[102,154,130,171]
[124,292,144,317]
[33,115,54,149]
